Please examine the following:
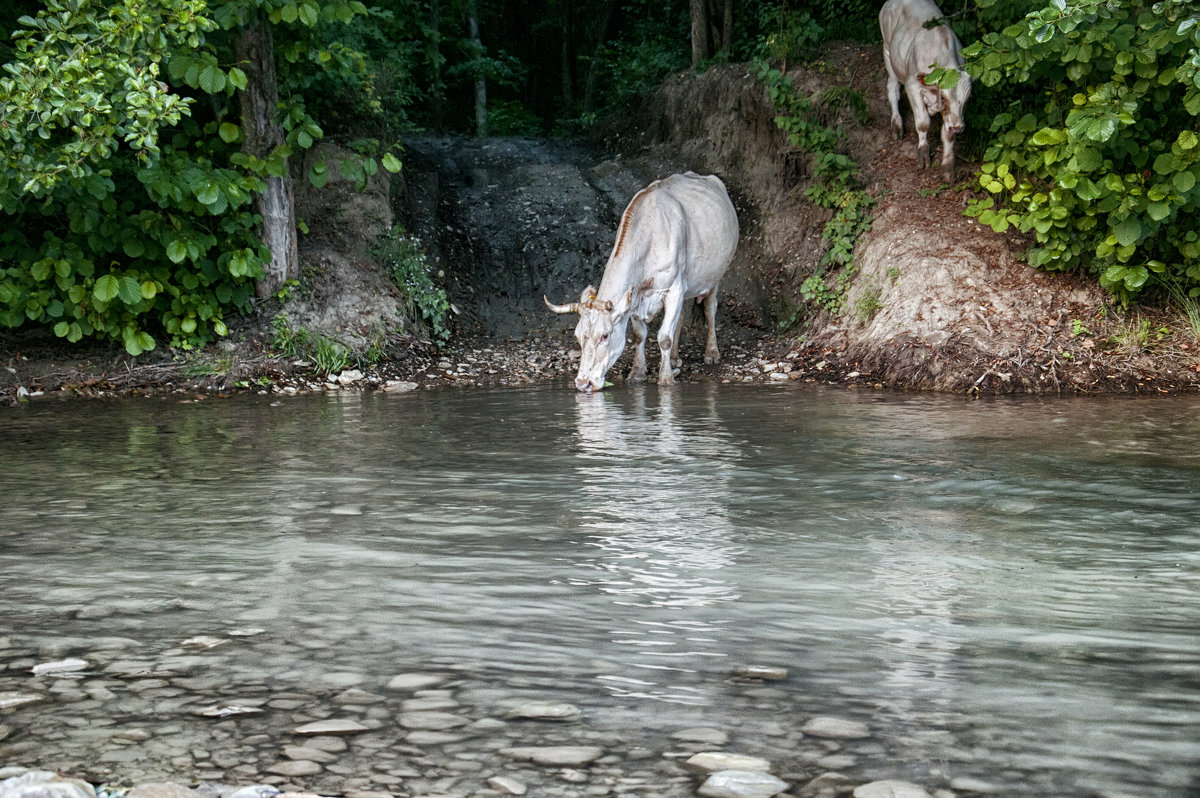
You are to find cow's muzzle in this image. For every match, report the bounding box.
[575,376,602,393]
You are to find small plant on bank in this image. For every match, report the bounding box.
[1071,318,1092,338]
[271,313,310,359]
[372,226,451,343]
[757,60,875,324]
[855,283,884,322]
[312,335,351,374]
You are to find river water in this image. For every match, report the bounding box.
[2,384,1199,797]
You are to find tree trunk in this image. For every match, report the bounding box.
[690,0,709,68]
[236,12,297,298]
[561,0,574,109]
[720,0,732,56]
[429,0,444,133]
[582,0,617,114]
[468,0,487,136]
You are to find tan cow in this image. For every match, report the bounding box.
[880,0,972,181]
[545,172,739,392]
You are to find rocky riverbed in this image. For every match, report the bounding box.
[0,648,969,798]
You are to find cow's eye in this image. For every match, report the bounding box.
[600,333,608,342]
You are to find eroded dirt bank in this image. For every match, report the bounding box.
[3,44,1199,402]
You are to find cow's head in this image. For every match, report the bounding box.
[918,68,972,137]
[544,285,634,392]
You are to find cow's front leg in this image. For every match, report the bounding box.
[940,125,957,182]
[904,81,931,169]
[627,316,649,382]
[702,290,720,365]
[884,51,903,139]
[656,289,685,385]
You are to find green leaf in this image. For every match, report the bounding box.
[196,181,221,205]
[281,2,298,23]
[382,153,402,173]
[1179,130,1198,150]
[123,238,145,258]
[141,281,158,299]
[93,274,119,302]
[1174,170,1196,193]
[219,122,241,143]
[1113,217,1142,247]
[198,63,226,94]
[54,321,70,338]
[166,239,189,264]
[1147,202,1171,221]
[118,276,142,305]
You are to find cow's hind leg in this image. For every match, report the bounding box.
[656,289,685,385]
[628,317,649,382]
[702,290,720,365]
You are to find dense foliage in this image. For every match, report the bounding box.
[963,0,1200,303]
[0,0,384,354]
[5,0,1198,356]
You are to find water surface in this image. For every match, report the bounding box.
[2,385,1199,796]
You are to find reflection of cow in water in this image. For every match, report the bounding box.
[880,0,972,181]
[545,173,739,392]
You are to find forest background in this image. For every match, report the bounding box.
[0,0,1197,357]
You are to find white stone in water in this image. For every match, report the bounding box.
[193,704,263,718]
[487,776,527,796]
[381,380,419,393]
[180,636,227,650]
[852,781,933,798]
[499,746,604,768]
[698,770,788,798]
[31,658,89,676]
[228,628,267,637]
[801,716,871,740]
[503,702,581,721]
[386,672,449,691]
[398,711,469,730]
[672,727,730,745]
[266,760,323,777]
[126,783,199,798]
[282,746,338,764]
[0,771,95,798]
[0,692,44,710]
[292,718,369,735]
[336,369,364,385]
[226,786,282,798]
[684,753,773,776]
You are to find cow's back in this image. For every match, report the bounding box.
[604,172,738,301]
[880,0,963,80]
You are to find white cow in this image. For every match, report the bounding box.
[880,0,972,181]
[544,172,739,393]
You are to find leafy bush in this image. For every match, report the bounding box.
[963,0,1200,304]
[372,227,450,342]
[758,61,876,319]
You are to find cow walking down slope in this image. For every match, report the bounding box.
[880,0,972,182]
[545,172,739,393]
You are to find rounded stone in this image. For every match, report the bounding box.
[265,760,323,777]
[801,717,871,740]
[698,770,788,798]
[292,719,369,736]
[852,781,933,798]
[499,746,604,768]
[0,771,95,798]
[684,753,772,776]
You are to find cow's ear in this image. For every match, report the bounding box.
[579,285,597,306]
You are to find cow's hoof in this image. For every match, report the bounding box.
[705,353,720,366]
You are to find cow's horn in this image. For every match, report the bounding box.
[544,295,580,314]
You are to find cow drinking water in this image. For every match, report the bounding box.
[544,172,739,393]
[880,0,972,182]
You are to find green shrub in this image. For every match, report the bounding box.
[372,227,450,342]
